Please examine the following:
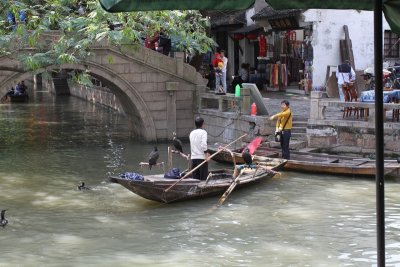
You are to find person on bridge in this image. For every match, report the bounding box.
[269,100,292,160]
[189,117,210,180]
[220,50,228,94]
[205,64,216,91]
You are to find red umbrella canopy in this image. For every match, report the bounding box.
[246,137,263,155]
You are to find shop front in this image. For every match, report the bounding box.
[251,7,314,92]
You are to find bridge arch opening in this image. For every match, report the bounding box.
[0,63,157,142]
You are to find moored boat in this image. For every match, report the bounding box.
[208,145,400,177]
[110,158,285,203]
[9,94,29,103]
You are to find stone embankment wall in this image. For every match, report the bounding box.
[307,124,400,154]
[68,81,124,114]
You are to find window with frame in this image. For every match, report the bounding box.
[384,30,400,58]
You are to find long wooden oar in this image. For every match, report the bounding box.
[217,169,245,206]
[164,134,247,192]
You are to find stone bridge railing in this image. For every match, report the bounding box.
[307,91,400,152]
[310,91,400,124]
[38,31,204,85]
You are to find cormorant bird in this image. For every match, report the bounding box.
[148,146,159,170]
[1,210,8,228]
[242,148,253,165]
[172,132,183,153]
[78,182,91,191]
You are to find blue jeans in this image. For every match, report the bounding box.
[215,74,222,93]
[221,71,227,93]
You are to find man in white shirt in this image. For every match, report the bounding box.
[336,60,356,101]
[189,117,209,180]
[220,50,228,94]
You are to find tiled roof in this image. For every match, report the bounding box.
[206,10,247,27]
[252,6,302,20]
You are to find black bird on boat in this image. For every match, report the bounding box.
[172,132,183,153]
[148,146,159,170]
[242,148,253,165]
[1,210,8,228]
[78,182,91,191]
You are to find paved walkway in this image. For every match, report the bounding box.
[261,91,311,120]
[261,90,343,121]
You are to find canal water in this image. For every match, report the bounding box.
[1,91,400,267]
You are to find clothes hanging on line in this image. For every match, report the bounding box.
[268,63,288,89]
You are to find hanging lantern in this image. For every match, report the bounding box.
[246,33,257,40]
[233,33,245,41]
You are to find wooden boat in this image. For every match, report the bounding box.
[209,145,400,177]
[9,94,29,103]
[109,158,286,203]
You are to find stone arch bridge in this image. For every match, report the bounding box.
[0,34,206,142]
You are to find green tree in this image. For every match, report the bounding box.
[0,0,215,72]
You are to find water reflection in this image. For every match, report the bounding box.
[0,91,399,266]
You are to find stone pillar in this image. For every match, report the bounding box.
[241,87,251,115]
[166,82,178,140]
[174,52,185,77]
[227,39,234,81]
[310,91,324,120]
[33,74,38,91]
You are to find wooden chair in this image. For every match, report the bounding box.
[342,84,351,118]
[342,83,368,119]
[348,83,360,118]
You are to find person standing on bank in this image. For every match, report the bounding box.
[336,60,356,101]
[189,117,210,180]
[220,50,228,93]
[269,100,292,159]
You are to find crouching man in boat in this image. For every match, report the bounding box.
[269,100,292,160]
[189,117,210,180]
[15,81,27,95]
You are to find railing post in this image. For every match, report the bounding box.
[241,87,251,115]
[174,52,185,77]
[166,82,178,140]
[310,91,323,120]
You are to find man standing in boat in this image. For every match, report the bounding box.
[189,117,210,180]
[269,100,292,160]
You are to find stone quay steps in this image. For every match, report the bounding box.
[290,119,308,141]
[264,140,308,150]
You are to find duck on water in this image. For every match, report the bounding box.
[1,209,8,228]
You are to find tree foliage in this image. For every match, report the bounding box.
[0,0,215,71]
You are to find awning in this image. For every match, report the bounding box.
[231,24,262,33]
[265,0,400,34]
[99,0,255,12]
[99,0,399,34]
